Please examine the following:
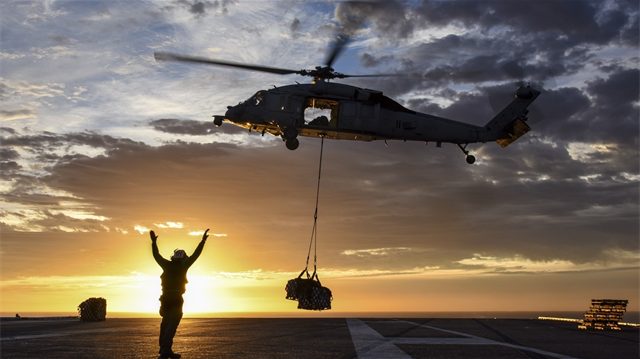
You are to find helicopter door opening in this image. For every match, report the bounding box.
[304,97,339,127]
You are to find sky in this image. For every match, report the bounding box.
[1,0,638,316]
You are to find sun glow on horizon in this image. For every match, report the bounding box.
[3,257,639,315]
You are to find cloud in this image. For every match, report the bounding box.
[335,1,413,40]
[586,68,639,107]
[1,109,37,121]
[0,1,637,311]
[154,222,183,229]
[212,269,276,281]
[174,0,237,18]
[1,125,636,272]
[48,36,74,44]
[290,18,301,33]
[359,53,394,68]
[0,147,20,161]
[134,225,150,234]
[341,247,413,257]
[150,118,220,136]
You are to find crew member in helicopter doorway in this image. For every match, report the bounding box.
[151,229,209,359]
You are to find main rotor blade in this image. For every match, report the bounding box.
[324,34,351,68]
[341,73,405,78]
[154,52,300,75]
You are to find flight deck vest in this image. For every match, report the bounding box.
[160,261,189,294]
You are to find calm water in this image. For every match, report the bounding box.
[2,311,639,323]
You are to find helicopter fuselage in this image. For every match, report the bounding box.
[216,80,539,162]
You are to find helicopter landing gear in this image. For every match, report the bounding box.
[457,143,476,164]
[283,126,298,141]
[282,126,299,150]
[466,155,476,164]
[285,138,300,150]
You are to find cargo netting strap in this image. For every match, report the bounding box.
[305,136,324,277]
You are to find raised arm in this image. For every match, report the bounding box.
[150,230,169,268]
[183,229,209,268]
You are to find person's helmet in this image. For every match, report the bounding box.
[171,249,188,261]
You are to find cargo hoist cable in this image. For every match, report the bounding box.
[305,136,324,276]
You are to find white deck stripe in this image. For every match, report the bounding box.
[348,319,580,359]
[346,318,413,358]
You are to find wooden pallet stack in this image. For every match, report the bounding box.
[578,299,628,330]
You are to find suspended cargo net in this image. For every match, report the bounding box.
[78,297,107,321]
[286,269,332,311]
[285,137,333,311]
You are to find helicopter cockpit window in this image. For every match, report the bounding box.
[245,91,266,106]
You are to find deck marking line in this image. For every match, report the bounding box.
[0,325,156,341]
[346,318,412,359]
[390,337,496,345]
[393,319,580,359]
[0,333,67,341]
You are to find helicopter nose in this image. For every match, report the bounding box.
[225,105,244,119]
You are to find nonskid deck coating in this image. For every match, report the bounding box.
[1,317,638,358]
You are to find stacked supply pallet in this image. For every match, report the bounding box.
[78,297,107,321]
[578,299,627,330]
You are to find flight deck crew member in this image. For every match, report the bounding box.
[151,229,209,359]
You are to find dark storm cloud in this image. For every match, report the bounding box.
[378,38,575,96]
[150,118,216,136]
[586,68,639,107]
[290,18,301,33]
[174,0,236,17]
[48,36,73,44]
[577,68,640,148]
[1,126,637,272]
[334,0,637,52]
[348,0,636,101]
[335,1,414,41]
[620,4,639,46]
[415,0,632,45]
[191,2,206,16]
[359,53,394,68]
[0,147,20,161]
[347,38,634,236]
[150,118,246,136]
[0,161,21,173]
[2,131,146,156]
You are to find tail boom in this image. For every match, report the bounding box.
[482,85,541,147]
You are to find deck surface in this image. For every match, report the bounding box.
[1,317,638,358]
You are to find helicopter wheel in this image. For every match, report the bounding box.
[283,126,298,141]
[466,155,476,164]
[285,138,300,151]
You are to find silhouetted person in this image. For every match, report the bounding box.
[151,229,209,359]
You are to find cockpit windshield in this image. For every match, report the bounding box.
[244,91,266,106]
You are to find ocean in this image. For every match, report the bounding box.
[2,311,639,323]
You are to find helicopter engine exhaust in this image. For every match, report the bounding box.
[515,85,534,99]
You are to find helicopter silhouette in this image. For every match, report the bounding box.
[155,33,540,164]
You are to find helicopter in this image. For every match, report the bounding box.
[155,36,540,164]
